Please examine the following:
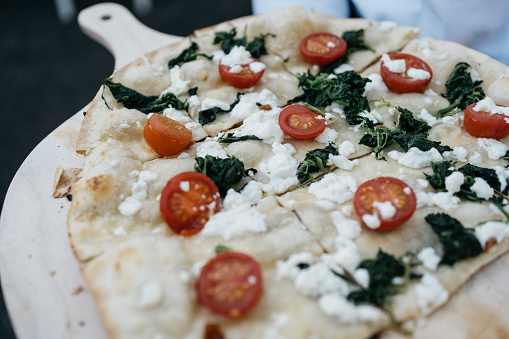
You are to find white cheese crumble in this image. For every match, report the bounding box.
[415,274,449,316]
[417,247,440,271]
[294,262,350,297]
[469,152,482,164]
[388,147,443,169]
[416,191,460,211]
[179,181,190,192]
[333,63,354,74]
[308,173,358,204]
[478,138,508,160]
[220,46,254,67]
[259,142,299,194]
[372,200,396,219]
[276,252,314,280]
[137,281,164,309]
[362,213,381,229]
[381,53,406,73]
[330,211,362,239]
[200,97,230,111]
[470,177,494,200]
[160,65,189,96]
[475,221,509,249]
[118,170,158,216]
[364,73,389,92]
[338,140,356,157]
[249,61,266,73]
[473,97,509,117]
[443,146,468,162]
[316,127,339,144]
[444,171,464,194]
[407,68,431,80]
[327,154,359,171]
[196,139,228,158]
[319,294,382,323]
[202,189,266,240]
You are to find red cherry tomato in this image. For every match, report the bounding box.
[353,177,417,232]
[380,53,432,94]
[196,252,263,318]
[299,32,347,66]
[160,172,220,236]
[464,102,509,139]
[144,114,192,156]
[218,58,264,89]
[278,104,327,140]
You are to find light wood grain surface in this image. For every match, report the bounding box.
[1,3,508,339]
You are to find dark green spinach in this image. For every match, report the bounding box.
[103,78,186,113]
[425,213,483,265]
[198,93,243,125]
[213,27,274,58]
[218,133,261,143]
[296,143,338,183]
[436,62,485,118]
[289,70,371,125]
[167,41,212,68]
[194,155,249,197]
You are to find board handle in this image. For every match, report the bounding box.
[78,2,182,70]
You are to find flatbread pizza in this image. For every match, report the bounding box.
[64,6,509,339]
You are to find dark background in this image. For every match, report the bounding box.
[0,0,252,337]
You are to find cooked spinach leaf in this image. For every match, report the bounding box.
[347,250,405,307]
[359,107,451,159]
[296,143,338,183]
[194,155,249,197]
[167,42,212,68]
[213,27,274,58]
[436,62,485,118]
[198,93,243,125]
[218,133,261,143]
[103,78,186,113]
[188,87,198,96]
[320,29,374,74]
[289,70,371,125]
[425,161,509,220]
[425,213,483,265]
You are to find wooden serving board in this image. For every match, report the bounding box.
[1,3,508,339]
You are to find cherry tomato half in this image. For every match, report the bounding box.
[160,172,220,236]
[353,177,417,232]
[299,32,347,66]
[196,251,263,318]
[380,53,432,94]
[218,58,264,89]
[144,114,192,157]
[464,102,509,139]
[278,104,327,140]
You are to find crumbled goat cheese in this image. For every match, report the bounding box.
[316,127,339,144]
[315,199,336,211]
[381,53,406,73]
[202,189,266,240]
[362,213,381,229]
[259,142,299,194]
[364,73,389,92]
[276,252,315,280]
[415,274,449,316]
[372,200,396,219]
[160,65,189,96]
[220,46,253,67]
[308,173,358,204]
[249,61,266,73]
[338,140,356,157]
[319,294,382,323]
[407,68,431,80]
[118,171,158,216]
[388,147,443,169]
[478,138,509,160]
[445,171,465,194]
[469,152,482,164]
[416,191,460,211]
[328,154,359,171]
[443,146,468,162]
[470,177,494,200]
[330,211,362,239]
[333,63,354,74]
[475,221,509,249]
[196,139,228,158]
[200,97,230,111]
[417,247,441,271]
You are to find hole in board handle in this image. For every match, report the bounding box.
[101,14,112,21]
